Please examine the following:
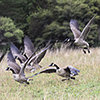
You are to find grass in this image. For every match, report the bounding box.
[0,47,100,100]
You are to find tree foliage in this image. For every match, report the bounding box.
[0,0,100,50]
[0,17,24,50]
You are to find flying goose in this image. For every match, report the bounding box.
[10,37,49,72]
[23,36,50,72]
[6,44,51,84]
[65,14,96,54]
[10,42,35,72]
[31,63,80,81]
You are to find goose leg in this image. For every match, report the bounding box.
[62,79,67,81]
[87,48,90,53]
[83,49,86,54]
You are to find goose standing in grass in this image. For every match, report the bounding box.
[6,44,51,84]
[65,14,96,54]
[31,63,80,81]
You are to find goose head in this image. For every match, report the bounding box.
[49,63,54,66]
[6,67,16,74]
[49,63,59,69]
[6,67,10,71]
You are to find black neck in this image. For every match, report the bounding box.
[10,68,16,74]
[17,57,23,63]
[64,67,71,73]
[23,53,28,59]
[0,53,5,62]
[54,64,59,69]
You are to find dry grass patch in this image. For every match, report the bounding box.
[0,47,100,100]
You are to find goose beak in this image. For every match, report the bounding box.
[49,63,54,66]
[49,64,51,67]
[6,67,9,71]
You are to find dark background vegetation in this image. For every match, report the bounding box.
[0,0,100,51]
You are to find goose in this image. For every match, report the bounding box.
[23,36,50,72]
[6,44,51,84]
[65,14,96,54]
[10,38,49,73]
[31,63,80,81]
[10,42,35,72]
[10,42,36,72]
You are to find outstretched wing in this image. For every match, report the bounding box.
[80,14,97,40]
[24,36,35,58]
[36,40,51,63]
[19,44,52,76]
[70,19,81,39]
[33,50,47,64]
[7,51,21,74]
[30,40,51,65]
[10,43,26,62]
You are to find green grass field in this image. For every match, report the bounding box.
[0,47,100,100]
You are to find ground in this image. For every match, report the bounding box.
[0,47,100,100]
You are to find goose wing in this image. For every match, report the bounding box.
[36,50,47,64]
[70,19,81,39]
[67,65,80,76]
[7,51,21,74]
[24,36,35,58]
[28,67,56,78]
[31,47,47,65]
[79,14,97,40]
[19,44,52,76]
[7,51,15,62]
[36,40,51,63]
[30,40,51,65]
[31,50,47,66]
[10,43,26,62]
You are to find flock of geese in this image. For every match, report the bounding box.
[0,14,96,85]
[6,36,80,84]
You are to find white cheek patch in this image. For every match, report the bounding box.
[52,63,55,66]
